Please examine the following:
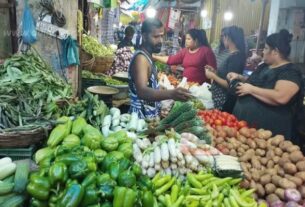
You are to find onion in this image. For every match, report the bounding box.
[258,199,269,207]
[284,201,300,207]
[270,201,284,207]
[284,189,301,202]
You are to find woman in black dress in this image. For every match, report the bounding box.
[227,29,304,140]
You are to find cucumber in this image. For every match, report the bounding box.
[170,109,197,127]
[13,160,30,193]
[0,182,14,195]
[0,195,24,207]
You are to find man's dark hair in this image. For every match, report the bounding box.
[125,26,135,36]
[141,18,163,34]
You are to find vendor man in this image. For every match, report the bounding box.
[118,26,135,49]
[128,18,191,119]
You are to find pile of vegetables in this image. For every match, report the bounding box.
[82,34,115,57]
[133,130,222,178]
[150,171,257,207]
[106,47,134,76]
[198,109,247,129]
[0,52,71,129]
[213,127,305,205]
[82,70,127,86]
[102,108,147,137]
[0,157,30,206]
[29,116,151,207]
[153,102,212,144]
[63,91,109,129]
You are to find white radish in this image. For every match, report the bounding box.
[172,169,179,177]
[133,144,143,162]
[136,139,145,150]
[179,167,186,175]
[149,152,155,168]
[142,168,147,175]
[164,168,172,176]
[126,132,137,140]
[147,168,156,178]
[176,151,184,161]
[112,118,120,127]
[168,139,177,159]
[170,163,177,170]
[153,146,161,164]
[170,156,177,163]
[142,138,151,148]
[161,161,169,169]
[142,154,150,169]
[155,164,161,171]
[161,142,169,162]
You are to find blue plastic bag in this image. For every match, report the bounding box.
[22,0,37,44]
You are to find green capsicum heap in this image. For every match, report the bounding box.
[26,175,51,201]
[57,183,84,207]
[49,162,68,185]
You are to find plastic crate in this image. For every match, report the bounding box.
[0,145,36,161]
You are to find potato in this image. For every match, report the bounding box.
[258,129,272,140]
[244,172,252,180]
[271,135,285,146]
[252,171,261,182]
[273,156,280,164]
[298,185,305,198]
[252,157,262,170]
[274,148,283,156]
[239,149,255,162]
[237,147,246,154]
[289,151,304,163]
[230,149,237,157]
[239,136,247,144]
[240,180,250,189]
[215,137,224,144]
[285,174,303,187]
[278,167,285,177]
[227,143,234,150]
[266,150,275,160]
[287,145,301,153]
[283,163,297,175]
[260,174,272,185]
[267,160,275,169]
[260,157,268,166]
[265,168,277,176]
[278,178,297,189]
[240,127,251,138]
[256,139,267,149]
[279,140,293,151]
[241,144,249,151]
[247,139,257,149]
[255,149,266,157]
[278,157,290,167]
[237,151,243,157]
[282,152,290,159]
[272,175,282,186]
[265,183,276,194]
[256,183,265,197]
[275,188,285,200]
[295,171,305,182]
[296,160,305,171]
[250,180,256,189]
[266,194,280,204]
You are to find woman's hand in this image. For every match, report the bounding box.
[236,83,254,96]
[204,65,216,80]
[227,72,240,81]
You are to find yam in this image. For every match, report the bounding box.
[283,163,297,175]
[252,157,262,170]
[285,174,303,187]
[278,178,297,189]
[265,183,276,195]
[295,171,305,182]
[287,145,301,153]
[267,160,275,169]
[246,139,257,149]
[272,156,280,164]
[255,149,266,157]
[271,135,285,147]
[256,139,267,149]
[260,157,268,166]
[275,188,285,200]
[256,183,265,197]
[260,174,272,185]
[296,160,305,171]
[239,149,255,162]
[289,151,304,163]
[266,194,280,204]
[274,148,283,156]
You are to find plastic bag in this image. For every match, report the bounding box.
[61,36,80,67]
[22,0,37,44]
[189,83,214,109]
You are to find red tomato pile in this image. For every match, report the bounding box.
[198,109,248,129]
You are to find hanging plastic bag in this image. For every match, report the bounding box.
[22,0,37,44]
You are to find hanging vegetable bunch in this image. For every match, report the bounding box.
[82,34,115,57]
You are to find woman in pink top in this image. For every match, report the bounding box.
[153,29,217,84]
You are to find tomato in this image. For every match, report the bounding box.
[222,112,230,118]
[214,119,223,126]
[238,120,248,128]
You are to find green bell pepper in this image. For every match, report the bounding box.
[94,149,107,163]
[109,162,121,180]
[80,187,99,206]
[58,183,84,207]
[55,154,81,165]
[39,156,52,168]
[49,162,68,185]
[84,155,97,172]
[26,176,50,201]
[132,164,142,177]
[137,175,153,190]
[82,172,97,188]
[142,191,154,207]
[113,187,127,207]
[101,202,112,207]
[99,184,115,199]
[54,145,71,156]
[123,188,137,207]
[68,160,88,179]
[119,157,131,171]
[29,198,48,207]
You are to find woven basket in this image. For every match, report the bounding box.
[92,56,114,74]
[0,125,51,147]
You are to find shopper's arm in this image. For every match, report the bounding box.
[152,55,169,64]
[236,80,299,106]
